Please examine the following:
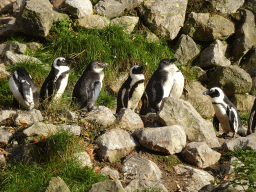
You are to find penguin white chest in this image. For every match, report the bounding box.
[213,104,231,133]
[169,72,184,98]
[53,74,70,101]
[163,74,174,98]
[128,83,144,111]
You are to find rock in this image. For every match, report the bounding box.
[111,16,139,34]
[94,0,143,19]
[183,12,235,41]
[65,0,93,19]
[116,109,144,132]
[175,34,200,65]
[50,0,65,8]
[199,181,240,192]
[14,0,67,37]
[251,76,256,96]
[73,151,92,168]
[23,122,57,137]
[57,124,81,136]
[0,153,6,165]
[230,94,255,111]
[181,81,215,118]
[100,166,120,179]
[158,97,220,148]
[109,72,128,94]
[208,0,244,14]
[66,111,76,121]
[232,9,256,62]
[96,128,137,162]
[3,41,27,54]
[89,180,125,192]
[0,17,15,37]
[140,113,162,128]
[208,65,252,96]
[139,0,187,40]
[0,0,16,15]
[0,44,6,56]
[28,42,41,52]
[45,176,70,192]
[123,154,162,182]
[0,110,16,123]
[124,179,168,192]
[245,0,256,13]
[182,142,221,168]
[84,106,116,126]
[144,30,159,43]
[12,0,27,16]
[0,129,13,147]
[222,132,256,151]
[173,164,214,192]
[14,109,43,127]
[191,66,208,83]
[221,157,243,175]
[135,125,186,155]
[75,15,110,30]
[4,51,42,65]
[197,40,231,68]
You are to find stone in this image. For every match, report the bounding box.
[65,0,93,19]
[14,109,43,127]
[208,65,252,97]
[135,125,186,154]
[175,34,200,65]
[116,109,144,132]
[139,0,187,40]
[183,12,235,41]
[23,122,57,137]
[0,110,16,123]
[0,153,6,165]
[73,151,92,168]
[199,181,240,192]
[123,154,162,182]
[109,72,128,94]
[89,180,125,192]
[222,132,256,151]
[66,111,76,121]
[208,0,244,14]
[4,51,42,65]
[4,41,27,54]
[50,0,65,8]
[191,66,208,83]
[84,106,116,126]
[145,30,159,43]
[12,0,27,16]
[245,0,256,13]
[0,0,16,15]
[158,97,220,148]
[182,142,221,168]
[45,176,70,192]
[173,164,214,192]
[94,0,143,19]
[96,128,137,162]
[230,94,255,111]
[57,124,81,136]
[221,157,243,175]
[124,179,168,192]
[197,40,231,68]
[28,42,41,52]
[0,17,15,37]
[100,166,120,179]
[111,16,139,34]
[75,15,110,30]
[0,129,12,147]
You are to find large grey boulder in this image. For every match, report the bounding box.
[75,15,110,30]
[135,125,186,154]
[182,142,221,168]
[138,0,188,40]
[175,34,200,65]
[96,128,137,162]
[173,164,214,192]
[222,132,256,151]
[94,0,143,19]
[111,16,139,34]
[45,176,70,192]
[4,51,42,65]
[183,12,235,42]
[0,129,13,147]
[208,65,252,96]
[14,109,43,127]
[125,179,168,192]
[65,0,93,19]
[197,40,231,68]
[89,180,125,192]
[208,0,244,14]
[123,154,162,182]
[158,97,220,148]
[0,17,15,37]
[14,0,67,37]
[232,9,256,62]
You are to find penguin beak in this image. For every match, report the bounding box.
[203,90,210,96]
[170,58,177,63]
[65,58,75,64]
[98,62,109,68]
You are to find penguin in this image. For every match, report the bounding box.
[72,60,109,111]
[247,97,256,135]
[203,87,245,138]
[169,68,184,99]
[40,57,73,102]
[116,65,145,114]
[140,58,178,115]
[9,68,39,110]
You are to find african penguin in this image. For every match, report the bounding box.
[72,60,109,111]
[169,68,184,99]
[203,87,245,138]
[116,65,145,114]
[247,97,256,135]
[9,68,39,110]
[140,58,178,115]
[40,57,73,102]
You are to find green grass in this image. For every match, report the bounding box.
[0,130,108,192]
[151,154,181,172]
[239,110,250,126]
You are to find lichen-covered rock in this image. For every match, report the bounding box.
[191,66,208,83]
[100,166,120,179]
[4,51,42,65]
[65,0,93,19]
[111,16,139,34]
[75,15,110,30]
[89,180,125,192]
[73,151,92,168]
[208,0,244,14]
[45,176,70,192]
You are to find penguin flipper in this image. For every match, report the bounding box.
[88,81,101,111]
[19,81,33,104]
[139,92,149,115]
[213,114,219,132]
[248,110,256,135]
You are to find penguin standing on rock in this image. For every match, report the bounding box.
[140,58,178,115]
[116,65,145,114]
[203,87,245,138]
[72,60,109,111]
[9,68,39,110]
[40,57,73,102]
[247,97,256,135]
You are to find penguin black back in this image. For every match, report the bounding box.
[248,97,256,135]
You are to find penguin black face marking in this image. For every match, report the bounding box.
[158,58,177,69]
[203,88,221,98]
[131,65,145,75]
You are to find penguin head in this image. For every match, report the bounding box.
[52,57,73,70]
[158,58,178,71]
[130,65,145,75]
[203,87,225,100]
[87,60,109,73]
